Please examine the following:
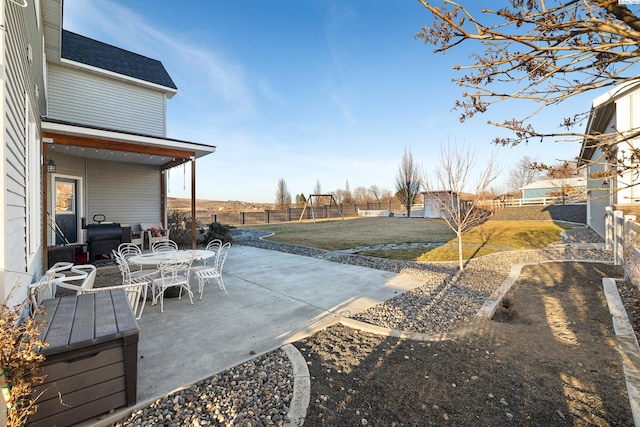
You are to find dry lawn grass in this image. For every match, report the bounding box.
[241,217,455,250]
[243,218,573,261]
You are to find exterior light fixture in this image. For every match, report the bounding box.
[46,158,56,174]
[602,179,609,189]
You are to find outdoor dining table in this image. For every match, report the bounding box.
[127,249,216,266]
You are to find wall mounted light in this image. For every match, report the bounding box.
[45,158,56,174]
[602,179,610,189]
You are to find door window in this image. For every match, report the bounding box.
[56,181,75,214]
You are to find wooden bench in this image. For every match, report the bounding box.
[29,289,139,427]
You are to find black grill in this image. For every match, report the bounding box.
[86,222,130,263]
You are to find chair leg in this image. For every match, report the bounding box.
[198,277,206,300]
[215,275,228,296]
[185,285,194,305]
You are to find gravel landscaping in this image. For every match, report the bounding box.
[113,225,635,426]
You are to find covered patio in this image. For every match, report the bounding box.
[41,119,216,267]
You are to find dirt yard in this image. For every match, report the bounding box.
[295,262,635,426]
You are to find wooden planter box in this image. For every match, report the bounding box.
[29,290,139,427]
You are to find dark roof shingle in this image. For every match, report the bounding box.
[61,30,177,90]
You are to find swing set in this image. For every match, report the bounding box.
[299,194,344,223]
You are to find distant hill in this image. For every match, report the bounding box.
[168,197,271,213]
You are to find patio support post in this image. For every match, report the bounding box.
[42,142,49,269]
[161,170,166,228]
[191,158,196,249]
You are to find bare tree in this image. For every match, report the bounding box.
[368,185,382,203]
[353,186,369,204]
[343,180,354,204]
[313,180,322,195]
[275,178,292,209]
[415,1,640,173]
[395,148,422,218]
[507,156,541,196]
[543,160,584,205]
[312,179,327,205]
[423,144,500,271]
[380,189,394,202]
[333,189,346,205]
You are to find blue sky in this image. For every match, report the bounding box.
[63,0,591,203]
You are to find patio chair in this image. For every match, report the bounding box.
[82,282,149,320]
[118,242,143,262]
[152,258,194,312]
[195,242,231,299]
[191,239,222,271]
[152,239,178,253]
[28,262,72,312]
[141,222,170,250]
[130,224,144,249]
[53,264,97,295]
[112,249,158,285]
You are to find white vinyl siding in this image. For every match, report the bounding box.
[85,160,162,226]
[2,1,46,303]
[51,153,164,241]
[614,90,640,205]
[586,145,611,237]
[47,64,166,137]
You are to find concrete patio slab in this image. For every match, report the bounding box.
[131,245,425,403]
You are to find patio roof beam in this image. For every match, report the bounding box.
[42,132,195,160]
[162,157,193,170]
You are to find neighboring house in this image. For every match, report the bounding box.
[519,177,587,202]
[1,1,216,305]
[579,82,640,237]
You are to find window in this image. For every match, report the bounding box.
[56,181,75,214]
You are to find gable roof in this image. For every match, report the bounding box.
[578,81,640,165]
[61,30,177,90]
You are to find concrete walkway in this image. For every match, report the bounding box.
[130,245,425,403]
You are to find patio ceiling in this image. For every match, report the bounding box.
[42,119,216,169]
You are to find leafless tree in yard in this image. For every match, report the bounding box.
[275,178,292,209]
[507,156,542,196]
[353,186,369,204]
[541,160,585,205]
[369,185,382,203]
[333,189,346,205]
[395,148,422,218]
[416,1,640,176]
[423,144,501,271]
[380,189,394,202]
[343,180,354,204]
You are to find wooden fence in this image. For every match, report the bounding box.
[193,201,406,226]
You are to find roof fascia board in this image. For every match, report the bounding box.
[41,121,216,158]
[60,57,178,98]
[592,81,640,108]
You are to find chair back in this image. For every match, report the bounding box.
[118,243,142,261]
[158,258,192,278]
[113,249,132,284]
[69,264,97,292]
[29,270,60,312]
[215,242,232,273]
[202,239,222,266]
[205,239,222,251]
[152,239,178,253]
